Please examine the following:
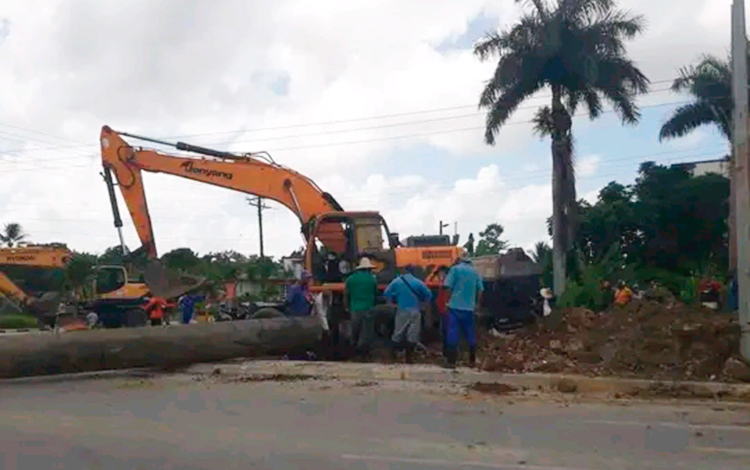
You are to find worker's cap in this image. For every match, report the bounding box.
[539,287,554,299]
[356,257,375,270]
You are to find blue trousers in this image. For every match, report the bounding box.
[182,308,194,324]
[446,308,476,349]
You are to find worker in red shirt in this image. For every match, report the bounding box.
[143,296,175,326]
[435,266,451,356]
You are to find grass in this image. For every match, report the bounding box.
[0,314,38,330]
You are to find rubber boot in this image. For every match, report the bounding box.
[444,348,457,369]
[405,343,415,364]
[389,341,399,362]
[468,347,477,368]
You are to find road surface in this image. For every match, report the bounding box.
[0,370,748,469]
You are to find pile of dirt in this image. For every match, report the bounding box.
[478,300,742,382]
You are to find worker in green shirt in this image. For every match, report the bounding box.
[344,257,379,357]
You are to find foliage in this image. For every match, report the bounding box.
[659,53,746,142]
[161,248,201,272]
[475,223,508,256]
[0,314,38,329]
[557,264,610,312]
[1,223,27,248]
[64,252,98,298]
[532,241,553,287]
[573,162,729,275]
[474,0,649,293]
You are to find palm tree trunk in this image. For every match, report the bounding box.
[550,86,571,296]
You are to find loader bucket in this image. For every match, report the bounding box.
[143,260,206,300]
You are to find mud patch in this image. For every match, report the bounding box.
[469,382,519,395]
[229,373,317,383]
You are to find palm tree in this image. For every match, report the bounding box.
[659,55,734,142]
[1,223,27,247]
[659,54,748,272]
[474,0,649,295]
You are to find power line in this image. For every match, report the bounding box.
[0,79,684,157]
[1,148,727,220]
[0,96,710,169]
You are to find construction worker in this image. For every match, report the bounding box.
[614,281,633,306]
[435,265,451,356]
[444,255,483,369]
[179,291,205,324]
[344,257,379,357]
[143,296,174,326]
[384,265,432,363]
[285,270,313,317]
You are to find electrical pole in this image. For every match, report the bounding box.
[731,0,750,362]
[247,197,271,258]
[439,220,449,235]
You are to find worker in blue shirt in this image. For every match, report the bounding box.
[383,265,432,363]
[444,255,484,368]
[285,270,313,317]
[178,292,204,324]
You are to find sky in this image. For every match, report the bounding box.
[0,0,737,259]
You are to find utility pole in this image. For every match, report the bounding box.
[731,0,750,362]
[439,220,449,235]
[247,197,271,258]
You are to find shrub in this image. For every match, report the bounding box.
[0,314,38,329]
[558,265,610,312]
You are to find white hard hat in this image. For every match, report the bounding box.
[356,257,375,270]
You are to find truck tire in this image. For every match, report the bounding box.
[251,307,285,319]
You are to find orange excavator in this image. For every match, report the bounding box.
[0,244,160,328]
[0,244,71,323]
[99,126,463,326]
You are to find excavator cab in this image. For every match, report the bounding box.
[92,265,149,301]
[307,211,397,284]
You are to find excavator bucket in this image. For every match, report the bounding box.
[0,295,22,316]
[143,260,206,300]
[26,291,63,319]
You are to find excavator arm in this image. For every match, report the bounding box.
[100,126,345,258]
[0,245,72,308]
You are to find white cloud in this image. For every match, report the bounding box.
[0,0,741,259]
[577,155,601,178]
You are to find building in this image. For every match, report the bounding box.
[672,157,730,178]
[281,255,305,279]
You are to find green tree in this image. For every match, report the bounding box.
[1,223,27,247]
[64,252,98,298]
[532,241,553,287]
[474,0,649,294]
[161,247,201,272]
[475,223,508,256]
[573,162,730,274]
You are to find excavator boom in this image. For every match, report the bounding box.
[0,245,72,314]
[100,126,344,258]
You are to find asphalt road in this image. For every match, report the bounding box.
[0,371,749,469]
